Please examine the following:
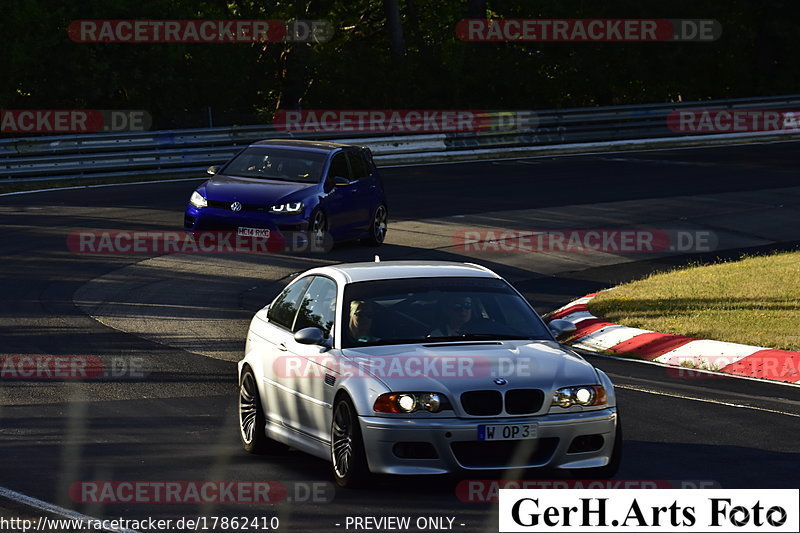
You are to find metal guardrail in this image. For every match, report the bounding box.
[2,95,800,182]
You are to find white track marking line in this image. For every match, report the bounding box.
[0,486,140,533]
[616,384,800,418]
[0,177,202,197]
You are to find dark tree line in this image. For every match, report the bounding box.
[2,0,799,129]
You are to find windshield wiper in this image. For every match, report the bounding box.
[426,333,539,342]
[345,334,545,348]
[345,338,429,348]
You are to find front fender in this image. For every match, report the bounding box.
[239,311,269,394]
[596,368,617,408]
[333,371,391,417]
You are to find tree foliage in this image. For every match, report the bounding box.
[2,0,799,128]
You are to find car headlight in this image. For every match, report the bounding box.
[269,202,304,214]
[373,392,451,413]
[190,191,207,208]
[552,385,607,408]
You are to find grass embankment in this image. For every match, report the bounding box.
[588,251,800,352]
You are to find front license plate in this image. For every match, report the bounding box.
[477,423,538,441]
[237,227,271,238]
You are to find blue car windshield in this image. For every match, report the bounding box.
[341,277,553,348]
[222,147,326,183]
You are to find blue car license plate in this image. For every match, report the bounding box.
[238,227,271,238]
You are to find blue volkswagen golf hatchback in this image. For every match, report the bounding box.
[184,140,388,246]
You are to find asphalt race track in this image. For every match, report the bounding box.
[1,141,799,532]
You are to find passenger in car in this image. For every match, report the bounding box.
[346,300,381,344]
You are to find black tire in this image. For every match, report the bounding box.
[238,367,287,454]
[309,209,328,251]
[331,396,370,488]
[362,204,388,246]
[571,415,622,480]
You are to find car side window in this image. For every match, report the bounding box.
[293,276,338,336]
[347,151,370,180]
[360,148,376,170]
[327,152,351,181]
[267,277,312,330]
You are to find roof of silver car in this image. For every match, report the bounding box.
[315,260,500,283]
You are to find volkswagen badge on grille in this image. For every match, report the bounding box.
[230,201,243,212]
[494,378,508,385]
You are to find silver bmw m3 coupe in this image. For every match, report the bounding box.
[238,260,620,487]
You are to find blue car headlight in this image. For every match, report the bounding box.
[189,191,207,208]
[269,202,304,214]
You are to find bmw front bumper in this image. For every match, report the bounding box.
[358,407,617,475]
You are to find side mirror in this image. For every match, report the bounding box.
[549,319,577,341]
[294,327,331,349]
[333,176,351,186]
[207,165,220,175]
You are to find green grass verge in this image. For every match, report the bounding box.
[588,251,800,352]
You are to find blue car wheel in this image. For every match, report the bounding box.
[310,209,327,248]
[362,204,388,247]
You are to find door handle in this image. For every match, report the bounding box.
[277,342,288,352]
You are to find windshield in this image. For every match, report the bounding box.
[340,277,552,348]
[222,147,326,183]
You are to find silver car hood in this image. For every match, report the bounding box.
[340,340,599,394]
